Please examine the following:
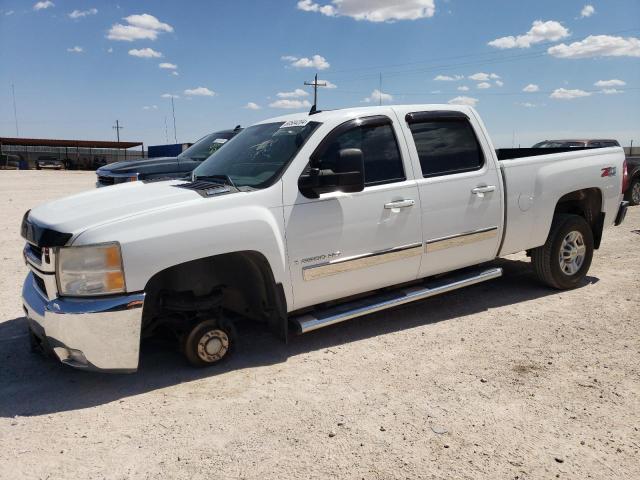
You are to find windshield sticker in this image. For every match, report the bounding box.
[279,119,310,129]
[212,138,228,144]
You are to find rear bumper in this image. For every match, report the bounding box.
[22,272,145,373]
[614,201,629,226]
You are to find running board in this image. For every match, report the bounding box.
[291,267,503,334]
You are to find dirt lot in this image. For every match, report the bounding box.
[0,170,638,480]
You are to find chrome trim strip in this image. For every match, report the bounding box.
[302,243,423,281]
[294,267,503,333]
[426,227,498,253]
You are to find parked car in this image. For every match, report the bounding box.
[36,157,64,170]
[1,153,20,170]
[95,126,242,187]
[624,154,640,205]
[532,139,620,148]
[21,105,628,372]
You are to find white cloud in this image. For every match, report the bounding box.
[159,62,177,69]
[550,88,592,100]
[362,89,393,103]
[142,105,158,110]
[457,85,469,92]
[4,10,15,15]
[468,72,500,81]
[170,71,179,76]
[33,1,54,11]
[276,89,309,98]
[477,82,491,89]
[161,93,179,99]
[269,99,312,109]
[184,87,215,97]
[297,0,436,22]
[518,102,537,108]
[434,74,463,81]
[66,46,84,53]
[580,5,595,18]
[107,14,173,41]
[594,79,625,87]
[600,88,623,95]
[244,102,262,110]
[107,47,113,53]
[548,35,640,58]
[129,48,162,58]
[318,79,337,88]
[282,54,330,70]
[69,8,97,19]
[447,96,478,107]
[523,83,539,92]
[495,80,504,87]
[488,20,569,49]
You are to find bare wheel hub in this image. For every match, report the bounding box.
[559,230,586,275]
[197,329,229,363]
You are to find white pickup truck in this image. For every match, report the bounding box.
[21,105,629,372]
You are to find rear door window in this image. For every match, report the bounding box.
[408,119,484,177]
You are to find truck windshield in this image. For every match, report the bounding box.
[193,121,320,189]
[179,132,235,161]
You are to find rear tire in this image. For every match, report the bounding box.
[531,214,594,290]
[625,177,640,206]
[183,318,236,367]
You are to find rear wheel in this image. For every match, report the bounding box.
[531,214,594,289]
[626,177,640,206]
[183,318,236,367]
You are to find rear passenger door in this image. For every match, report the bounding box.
[395,109,503,278]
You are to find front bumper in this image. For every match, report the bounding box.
[614,200,629,226]
[22,272,145,373]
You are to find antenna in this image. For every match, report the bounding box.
[304,73,327,114]
[164,116,169,144]
[379,73,382,106]
[171,96,178,143]
[112,120,124,143]
[11,83,19,136]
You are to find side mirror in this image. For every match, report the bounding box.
[298,148,365,199]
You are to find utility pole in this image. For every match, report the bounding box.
[112,120,124,143]
[171,96,178,143]
[11,83,19,136]
[304,73,327,112]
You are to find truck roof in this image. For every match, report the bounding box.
[257,104,475,125]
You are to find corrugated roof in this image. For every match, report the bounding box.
[0,137,143,149]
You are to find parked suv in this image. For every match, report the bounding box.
[96,126,242,187]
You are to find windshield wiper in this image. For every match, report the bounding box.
[195,174,238,190]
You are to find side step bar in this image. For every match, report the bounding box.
[291,267,503,334]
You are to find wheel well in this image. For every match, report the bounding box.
[143,251,288,340]
[554,188,604,249]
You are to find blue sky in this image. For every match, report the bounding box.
[0,0,638,148]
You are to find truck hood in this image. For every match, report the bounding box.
[97,157,179,174]
[28,180,208,241]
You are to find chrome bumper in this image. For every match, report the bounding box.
[22,272,145,373]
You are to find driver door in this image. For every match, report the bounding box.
[283,114,422,310]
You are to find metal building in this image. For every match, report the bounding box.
[0,137,144,170]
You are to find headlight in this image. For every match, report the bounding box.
[56,242,126,296]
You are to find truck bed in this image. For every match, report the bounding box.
[496,147,592,161]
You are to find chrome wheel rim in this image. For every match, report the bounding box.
[632,182,640,205]
[197,329,229,363]
[559,231,586,275]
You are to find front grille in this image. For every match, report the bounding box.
[28,243,42,260]
[98,175,115,185]
[33,274,47,296]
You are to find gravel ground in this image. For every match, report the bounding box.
[1,170,638,480]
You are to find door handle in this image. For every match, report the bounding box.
[384,199,415,209]
[471,185,496,198]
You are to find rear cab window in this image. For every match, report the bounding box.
[405,111,484,178]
